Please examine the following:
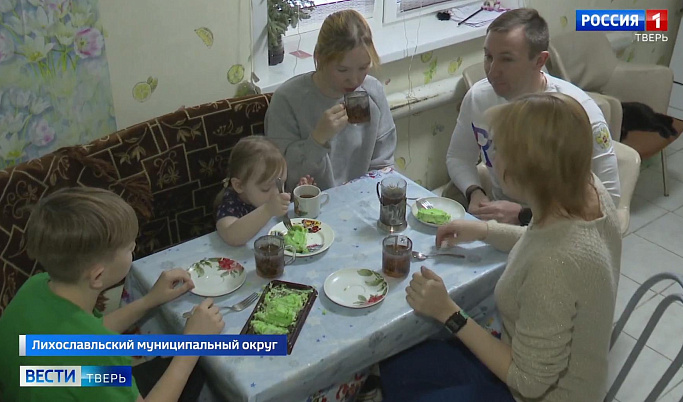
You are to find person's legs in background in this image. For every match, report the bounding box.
[132,356,206,402]
[380,339,514,402]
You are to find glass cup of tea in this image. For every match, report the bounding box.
[382,235,412,279]
[344,91,371,124]
[376,177,408,232]
[293,185,330,218]
[253,235,296,279]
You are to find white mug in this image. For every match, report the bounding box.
[293,185,330,218]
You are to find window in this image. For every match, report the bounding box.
[400,0,464,12]
[384,0,478,24]
[287,0,479,35]
[252,0,518,92]
[290,0,375,35]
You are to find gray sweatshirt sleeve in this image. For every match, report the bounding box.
[368,79,396,169]
[265,91,335,191]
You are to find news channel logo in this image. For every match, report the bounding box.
[20,366,132,387]
[576,9,669,42]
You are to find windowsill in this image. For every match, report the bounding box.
[259,13,489,93]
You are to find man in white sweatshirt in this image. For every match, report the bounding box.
[446,8,620,225]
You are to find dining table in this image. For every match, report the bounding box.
[124,167,509,402]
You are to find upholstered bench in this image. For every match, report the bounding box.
[0,93,271,315]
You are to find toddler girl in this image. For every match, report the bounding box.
[215,136,293,246]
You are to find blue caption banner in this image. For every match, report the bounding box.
[81,366,132,387]
[20,366,132,387]
[20,334,288,356]
[576,10,645,31]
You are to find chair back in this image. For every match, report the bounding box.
[547,31,618,92]
[612,141,641,235]
[462,62,487,90]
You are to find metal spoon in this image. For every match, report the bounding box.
[412,251,465,260]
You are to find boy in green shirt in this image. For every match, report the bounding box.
[0,187,225,401]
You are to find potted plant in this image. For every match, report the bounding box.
[267,0,315,66]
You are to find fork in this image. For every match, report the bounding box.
[182,292,259,318]
[275,177,294,231]
[417,198,434,210]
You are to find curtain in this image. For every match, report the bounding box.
[0,0,116,169]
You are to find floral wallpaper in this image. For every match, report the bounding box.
[0,0,116,169]
[98,0,253,130]
[373,38,483,189]
[2,0,679,182]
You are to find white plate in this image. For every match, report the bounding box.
[187,257,247,297]
[269,218,335,257]
[411,197,465,227]
[324,268,388,309]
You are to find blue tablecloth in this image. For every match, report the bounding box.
[126,168,508,402]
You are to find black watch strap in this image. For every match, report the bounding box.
[465,186,485,204]
[518,207,533,226]
[444,310,469,335]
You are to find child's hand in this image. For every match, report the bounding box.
[266,192,290,217]
[145,269,194,309]
[298,175,316,186]
[184,298,225,335]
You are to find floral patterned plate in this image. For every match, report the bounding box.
[323,268,388,309]
[268,218,335,257]
[187,257,246,297]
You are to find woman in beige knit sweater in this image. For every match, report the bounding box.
[380,92,622,402]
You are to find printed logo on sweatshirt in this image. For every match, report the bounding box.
[472,123,493,167]
[595,125,612,150]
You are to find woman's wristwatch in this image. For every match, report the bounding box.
[518,207,533,226]
[444,309,470,335]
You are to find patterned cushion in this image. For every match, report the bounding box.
[0,94,272,316]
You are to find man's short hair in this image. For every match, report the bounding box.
[487,8,549,59]
[25,187,138,283]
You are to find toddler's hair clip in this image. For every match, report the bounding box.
[222,178,230,188]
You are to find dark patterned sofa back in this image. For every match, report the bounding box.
[0,93,272,315]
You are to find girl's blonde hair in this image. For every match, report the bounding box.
[214,136,286,208]
[488,92,594,222]
[314,10,380,70]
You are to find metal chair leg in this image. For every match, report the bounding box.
[661,150,669,197]
[606,273,683,402]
